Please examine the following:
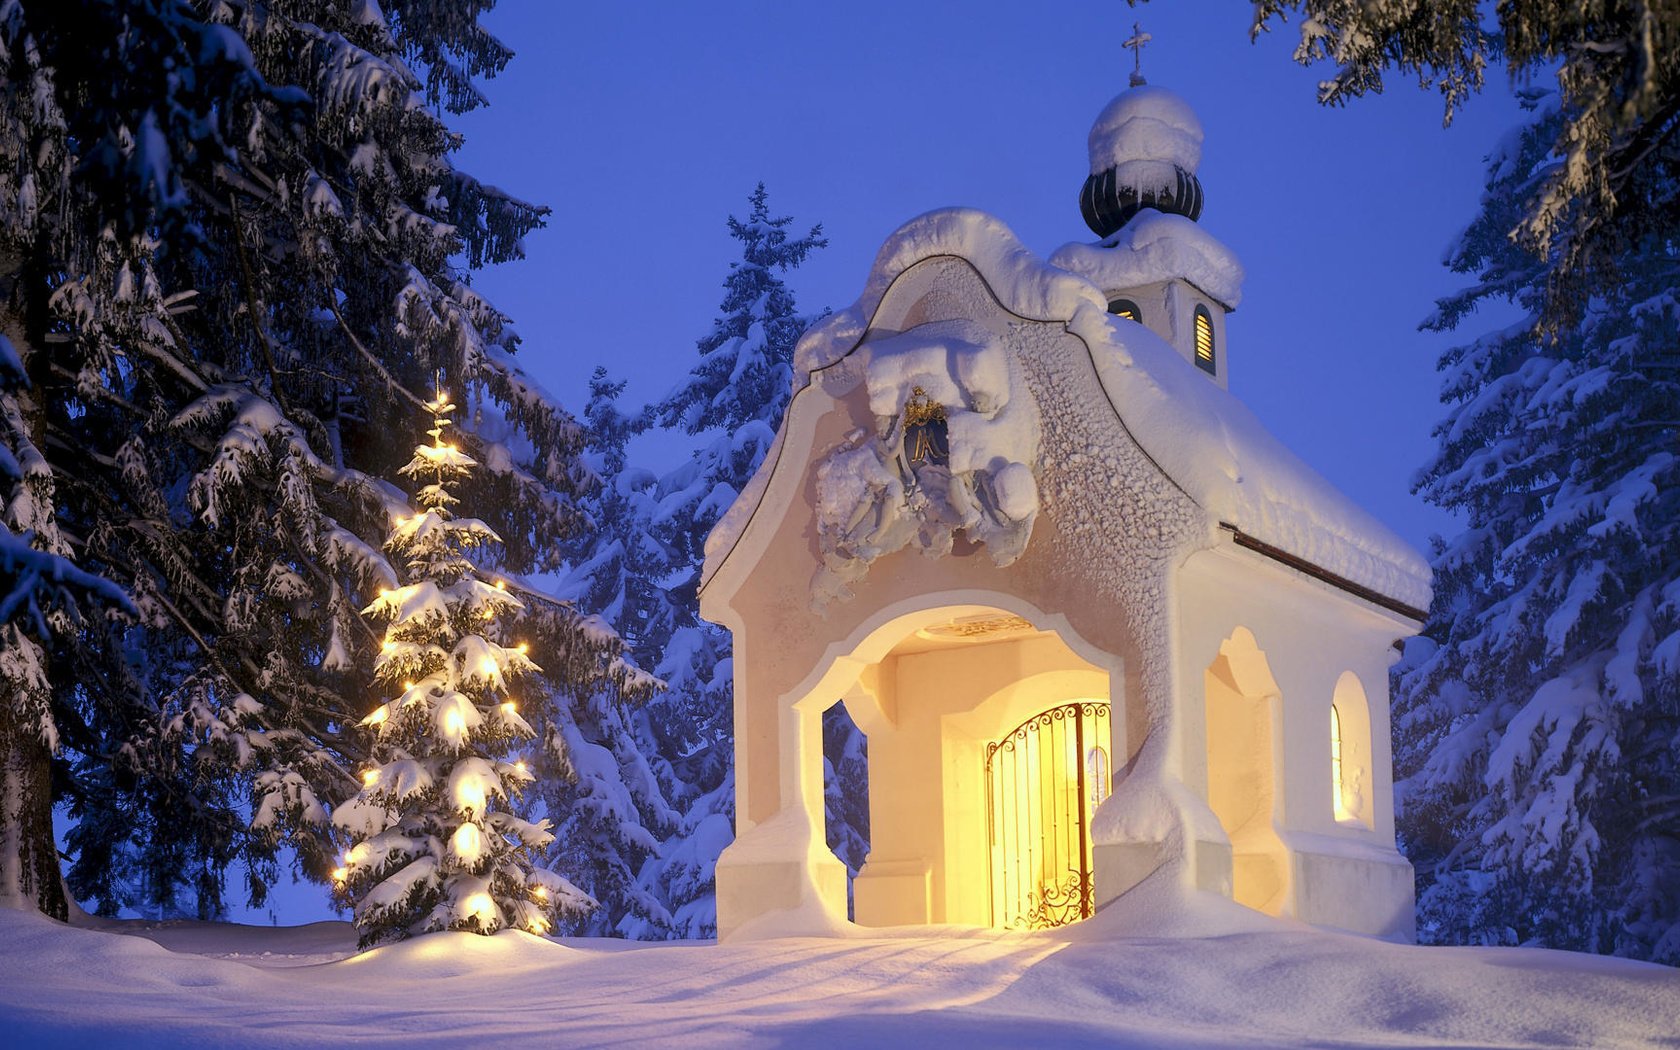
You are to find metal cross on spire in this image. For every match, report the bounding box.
[1122,22,1151,87]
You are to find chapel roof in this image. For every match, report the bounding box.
[705,208,1431,614]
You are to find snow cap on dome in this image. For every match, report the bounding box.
[1087,85,1203,177]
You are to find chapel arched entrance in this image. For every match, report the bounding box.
[823,601,1124,931]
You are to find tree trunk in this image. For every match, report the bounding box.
[0,725,67,919]
[0,268,69,921]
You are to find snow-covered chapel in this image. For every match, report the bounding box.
[700,77,1430,940]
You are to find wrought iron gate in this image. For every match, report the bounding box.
[985,701,1111,930]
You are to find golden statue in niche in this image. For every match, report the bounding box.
[902,386,949,466]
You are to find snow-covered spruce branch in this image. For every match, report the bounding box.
[0,527,134,630]
[327,300,431,412]
[225,193,291,411]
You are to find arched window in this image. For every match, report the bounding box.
[1330,705,1348,821]
[1193,304,1216,375]
[1107,297,1142,324]
[1330,672,1374,827]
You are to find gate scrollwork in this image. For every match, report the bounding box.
[986,702,1110,930]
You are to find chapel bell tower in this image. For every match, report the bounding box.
[1052,56,1242,391]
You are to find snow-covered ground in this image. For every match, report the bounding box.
[4,884,1674,1049]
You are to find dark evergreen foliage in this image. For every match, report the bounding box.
[1395,96,1679,963]
[0,0,620,920]
[541,369,676,936]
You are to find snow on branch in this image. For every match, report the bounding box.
[0,526,134,631]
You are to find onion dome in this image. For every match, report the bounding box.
[1079,85,1206,238]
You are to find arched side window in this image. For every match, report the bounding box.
[1330,672,1375,828]
[1193,304,1217,375]
[1330,706,1347,821]
[1107,297,1142,324]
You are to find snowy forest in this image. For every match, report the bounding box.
[0,0,1673,979]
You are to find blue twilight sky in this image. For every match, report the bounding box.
[233,1,1529,926]
[448,0,1526,556]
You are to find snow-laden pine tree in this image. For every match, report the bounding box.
[333,390,591,946]
[630,185,829,937]
[0,331,135,917]
[564,371,683,685]
[0,1,622,920]
[540,369,679,936]
[1394,95,1680,964]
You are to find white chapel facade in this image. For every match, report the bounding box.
[698,78,1429,940]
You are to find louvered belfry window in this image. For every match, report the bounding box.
[1107,297,1142,324]
[1193,304,1216,375]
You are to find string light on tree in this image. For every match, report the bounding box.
[330,386,592,947]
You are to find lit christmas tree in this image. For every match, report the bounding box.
[332,389,591,947]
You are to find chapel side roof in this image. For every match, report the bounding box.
[703,208,1431,614]
[1068,305,1431,612]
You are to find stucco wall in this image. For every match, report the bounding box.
[1174,540,1416,935]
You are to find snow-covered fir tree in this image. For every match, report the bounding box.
[565,371,683,675]
[333,389,591,946]
[0,329,135,917]
[539,369,678,936]
[1394,95,1680,964]
[0,1,622,920]
[631,185,830,937]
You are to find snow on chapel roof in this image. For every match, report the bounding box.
[1070,304,1431,611]
[705,209,1430,613]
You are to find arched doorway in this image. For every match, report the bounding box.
[817,599,1121,929]
[1204,627,1289,914]
[985,701,1110,929]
